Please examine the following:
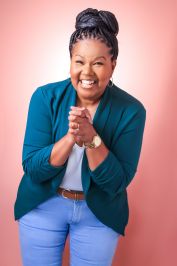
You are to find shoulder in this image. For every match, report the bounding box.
[108,84,146,138]
[28,78,72,111]
[33,77,71,99]
[110,84,146,116]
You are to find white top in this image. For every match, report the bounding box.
[59,143,85,191]
[59,103,100,191]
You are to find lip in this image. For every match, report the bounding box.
[79,80,96,89]
[79,80,97,83]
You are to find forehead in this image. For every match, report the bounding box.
[72,38,111,59]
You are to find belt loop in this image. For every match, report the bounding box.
[75,192,78,201]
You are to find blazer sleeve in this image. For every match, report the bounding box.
[89,103,146,197]
[22,87,66,184]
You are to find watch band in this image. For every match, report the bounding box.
[83,134,102,149]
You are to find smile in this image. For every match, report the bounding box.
[79,79,97,89]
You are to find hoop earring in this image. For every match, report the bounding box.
[108,77,113,87]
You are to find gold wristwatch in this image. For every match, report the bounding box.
[83,134,102,149]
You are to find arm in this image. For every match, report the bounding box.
[86,140,109,171]
[22,87,74,184]
[88,105,146,198]
[49,133,75,167]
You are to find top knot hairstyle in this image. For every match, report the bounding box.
[69,8,119,61]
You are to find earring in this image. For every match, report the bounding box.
[108,77,113,87]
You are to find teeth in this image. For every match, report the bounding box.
[81,80,95,85]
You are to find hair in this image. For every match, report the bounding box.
[69,8,119,61]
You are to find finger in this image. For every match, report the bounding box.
[70,106,90,117]
[68,115,87,124]
[68,126,84,135]
[68,114,78,122]
[69,121,79,129]
[75,135,84,144]
[70,107,92,123]
[83,109,92,124]
[69,109,87,118]
[70,106,85,110]
[75,135,81,141]
[75,107,92,123]
[68,128,78,135]
[71,108,92,123]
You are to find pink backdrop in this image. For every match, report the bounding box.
[1,1,176,265]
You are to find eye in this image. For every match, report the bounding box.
[94,62,103,65]
[75,60,83,64]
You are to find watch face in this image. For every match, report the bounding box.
[84,134,101,149]
[94,135,101,146]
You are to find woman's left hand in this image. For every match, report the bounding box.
[68,106,97,146]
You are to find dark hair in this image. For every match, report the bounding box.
[69,8,119,61]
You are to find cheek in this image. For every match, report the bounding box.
[70,67,80,79]
[98,73,111,83]
[97,67,112,80]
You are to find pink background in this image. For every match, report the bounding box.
[1,1,176,265]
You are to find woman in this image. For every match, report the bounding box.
[14,8,146,266]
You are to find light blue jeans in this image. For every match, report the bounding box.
[18,193,121,266]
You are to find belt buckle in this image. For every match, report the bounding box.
[61,188,71,199]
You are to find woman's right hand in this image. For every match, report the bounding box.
[67,124,84,147]
[68,106,92,147]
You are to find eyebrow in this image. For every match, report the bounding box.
[75,55,106,60]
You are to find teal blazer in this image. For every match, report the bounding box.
[14,77,146,236]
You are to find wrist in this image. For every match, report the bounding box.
[66,132,75,146]
[84,133,102,149]
[84,128,97,145]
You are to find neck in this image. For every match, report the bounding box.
[76,96,100,109]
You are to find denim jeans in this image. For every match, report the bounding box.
[18,193,121,266]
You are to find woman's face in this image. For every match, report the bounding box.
[70,38,116,104]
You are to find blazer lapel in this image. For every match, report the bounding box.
[92,84,112,140]
[57,80,77,140]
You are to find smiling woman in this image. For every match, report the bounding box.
[14,7,146,266]
[70,38,116,104]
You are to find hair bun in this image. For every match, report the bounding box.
[75,8,119,36]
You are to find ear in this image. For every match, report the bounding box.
[111,60,117,71]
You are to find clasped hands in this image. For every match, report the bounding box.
[68,106,97,147]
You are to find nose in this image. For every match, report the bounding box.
[82,63,94,75]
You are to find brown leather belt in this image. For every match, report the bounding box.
[57,187,85,200]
